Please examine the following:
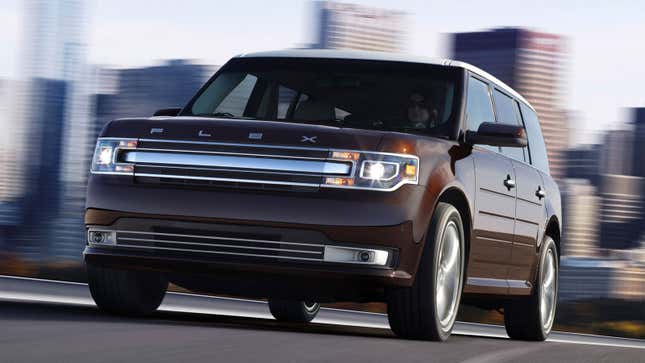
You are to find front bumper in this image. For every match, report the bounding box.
[84,210,424,293]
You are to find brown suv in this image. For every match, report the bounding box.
[84,49,561,342]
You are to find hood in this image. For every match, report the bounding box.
[102,116,385,151]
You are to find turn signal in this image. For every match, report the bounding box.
[404,164,417,177]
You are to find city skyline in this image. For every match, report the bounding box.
[0,0,644,332]
[2,0,645,259]
[2,1,645,144]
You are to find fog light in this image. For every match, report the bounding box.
[324,246,390,266]
[87,229,116,245]
[358,250,372,262]
[91,232,105,243]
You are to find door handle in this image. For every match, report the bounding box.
[536,186,546,199]
[504,175,516,190]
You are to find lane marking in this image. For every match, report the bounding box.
[459,345,547,363]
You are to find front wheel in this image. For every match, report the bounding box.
[387,202,465,341]
[87,264,168,316]
[504,236,559,341]
[268,300,320,323]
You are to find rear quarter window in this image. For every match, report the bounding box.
[520,103,549,174]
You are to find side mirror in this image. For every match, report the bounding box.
[153,107,181,117]
[466,122,527,147]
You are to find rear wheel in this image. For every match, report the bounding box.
[504,236,558,341]
[268,299,320,323]
[87,264,168,316]
[387,202,465,341]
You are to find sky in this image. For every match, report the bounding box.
[2,0,645,144]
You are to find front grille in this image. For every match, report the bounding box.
[114,228,325,262]
[121,139,355,190]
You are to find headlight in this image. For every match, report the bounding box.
[360,161,399,181]
[323,150,419,191]
[90,138,137,175]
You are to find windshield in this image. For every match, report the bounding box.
[184,57,461,137]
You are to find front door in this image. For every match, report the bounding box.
[466,149,517,294]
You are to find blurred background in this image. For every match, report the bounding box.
[0,0,643,338]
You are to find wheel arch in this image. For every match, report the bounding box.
[544,215,561,259]
[436,186,472,273]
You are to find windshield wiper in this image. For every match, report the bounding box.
[193,112,256,120]
[211,112,236,118]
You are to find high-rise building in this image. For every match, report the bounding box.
[0,79,11,202]
[17,78,68,259]
[312,1,407,52]
[0,79,24,234]
[451,28,569,180]
[631,108,645,178]
[562,179,600,257]
[598,174,644,250]
[594,110,645,251]
[565,144,600,186]
[600,130,634,176]
[7,0,90,260]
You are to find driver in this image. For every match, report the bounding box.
[407,92,439,129]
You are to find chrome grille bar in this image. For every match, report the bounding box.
[113,229,324,248]
[118,237,322,255]
[123,151,351,175]
[113,243,325,262]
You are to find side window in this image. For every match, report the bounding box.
[466,77,495,132]
[276,85,298,120]
[519,103,550,174]
[494,89,526,162]
[493,89,519,124]
[214,74,258,116]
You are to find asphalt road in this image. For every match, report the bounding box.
[0,275,643,363]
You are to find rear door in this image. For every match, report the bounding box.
[510,161,544,293]
[494,90,545,294]
[465,76,516,294]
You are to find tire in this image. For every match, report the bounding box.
[268,300,320,323]
[387,202,465,341]
[86,264,168,316]
[504,236,558,341]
